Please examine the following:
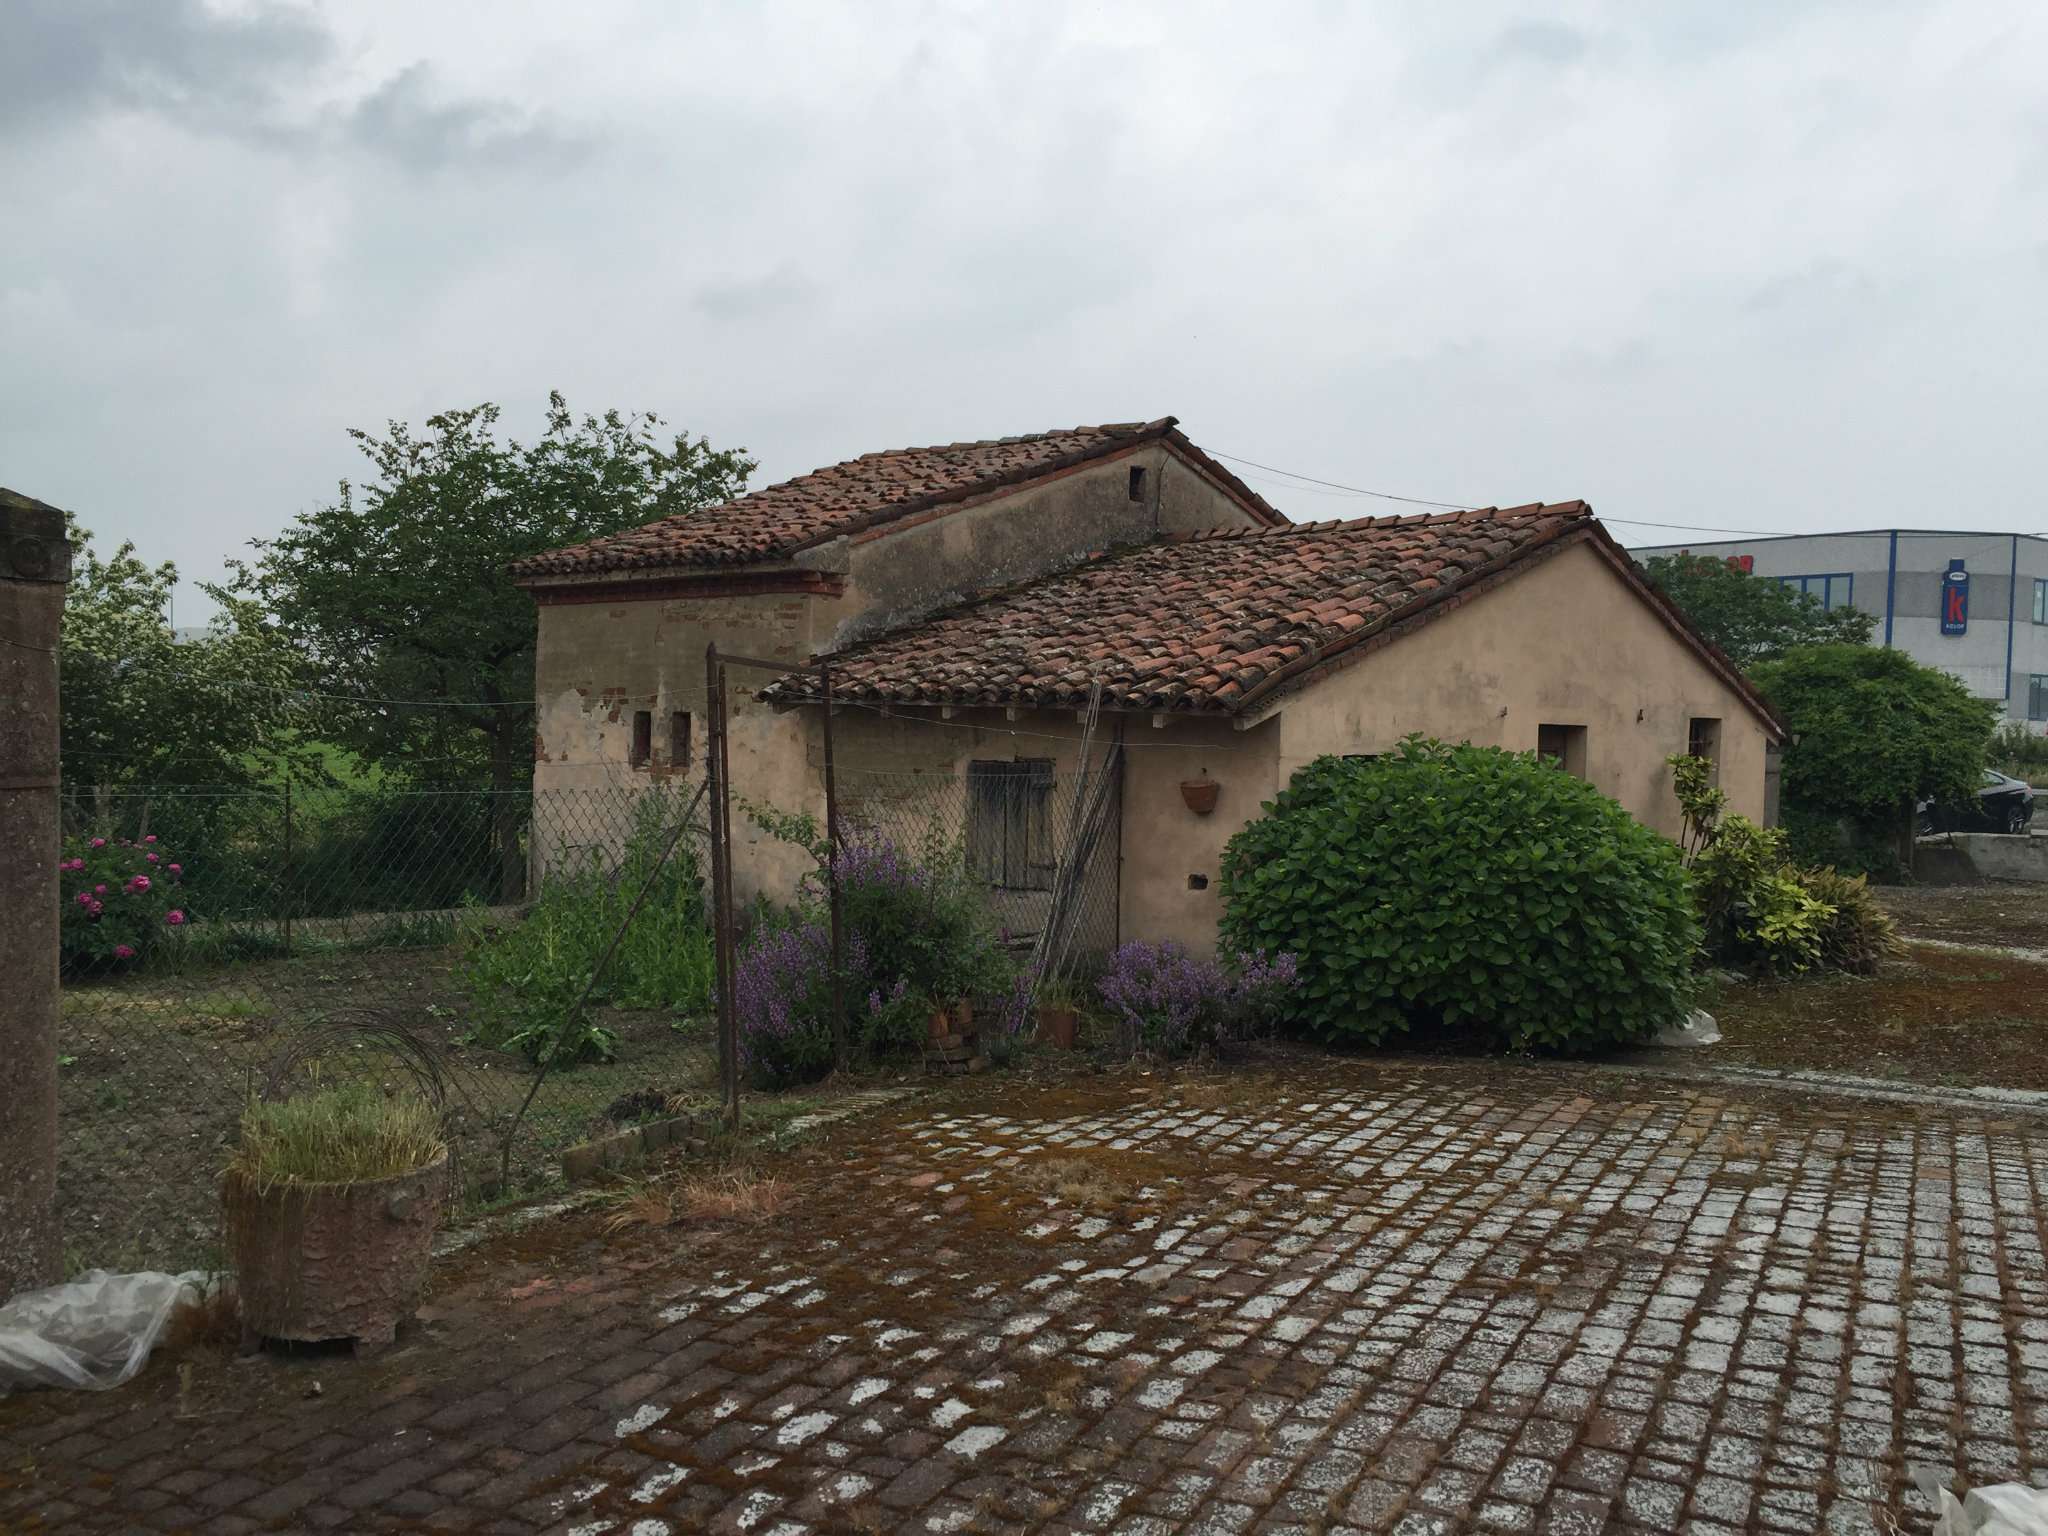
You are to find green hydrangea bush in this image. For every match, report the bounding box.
[1219,740,1699,1053]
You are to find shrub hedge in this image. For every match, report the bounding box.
[1219,740,1699,1052]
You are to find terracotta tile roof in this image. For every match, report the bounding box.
[762,503,1601,715]
[510,416,1279,579]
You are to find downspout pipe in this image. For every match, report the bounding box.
[2008,532,2020,720]
[1884,530,1898,648]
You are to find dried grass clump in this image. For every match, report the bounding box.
[229,1083,445,1190]
[679,1169,789,1222]
[1016,1155,1133,1213]
[605,1168,790,1233]
[159,1278,241,1358]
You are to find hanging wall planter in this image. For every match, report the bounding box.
[1180,779,1220,815]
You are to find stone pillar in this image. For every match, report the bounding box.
[0,489,70,1299]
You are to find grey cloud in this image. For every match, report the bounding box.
[1743,262,1876,316]
[0,0,330,129]
[2,0,588,172]
[338,65,592,173]
[692,266,819,322]
[1491,21,1590,66]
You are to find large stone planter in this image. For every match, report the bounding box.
[223,1150,449,1352]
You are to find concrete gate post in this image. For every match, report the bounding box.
[0,490,71,1299]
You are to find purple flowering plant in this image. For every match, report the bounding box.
[810,830,1008,1004]
[733,919,843,1088]
[1095,941,1298,1059]
[57,833,189,971]
[734,814,1017,1083]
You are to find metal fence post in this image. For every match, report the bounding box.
[705,644,741,1132]
[0,490,70,1299]
[822,665,846,1071]
[282,774,294,954]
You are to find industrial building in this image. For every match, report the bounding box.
[1631,530,2048,726]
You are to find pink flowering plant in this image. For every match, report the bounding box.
[57,834,189,971]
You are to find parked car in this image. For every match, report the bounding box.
[1920,769,2037,835]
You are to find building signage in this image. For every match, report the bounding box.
[1941,559,1970,635]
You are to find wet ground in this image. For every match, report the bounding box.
[1693,882,2048,1092]
[1879,881,2048,953]
[4,1055,2045,1534]
[1710,942,2048,1090]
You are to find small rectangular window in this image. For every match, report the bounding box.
[629,709,652,767]
[1687,717,1722,785]
[1128,466,1147,502]
[1537,723,1588,778]
[967,759,1055,890]
[669,711,692,770]
[2031,676,2048,722]
[2033,579,2047,625]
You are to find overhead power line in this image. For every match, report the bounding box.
[1595,516,1787,538]
[1209,447,2036,543]
[1208,451,1470,510]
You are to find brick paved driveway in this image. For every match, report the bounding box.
[4,1058,2046,1534]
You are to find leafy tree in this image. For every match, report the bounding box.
[214,394,752,898]
[1642,553,1875,666]
[1751,644,1997,872]
[60,515,306,798]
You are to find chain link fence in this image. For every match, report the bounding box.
[53,773,716,1273]
[52,750,1127,1274]
[833,750,1125,1003]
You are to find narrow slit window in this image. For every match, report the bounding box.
[1687,717,1722,785]
[1128,466,1147,502]
[629,709,652,767]
[669,711,692,771]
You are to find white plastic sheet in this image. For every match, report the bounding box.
[1922,1470,2048,1536]
[0,1270,209,1393]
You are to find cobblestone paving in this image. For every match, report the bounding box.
[4,1059,2047,1534]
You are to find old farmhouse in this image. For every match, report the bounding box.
[511,418,1784,953]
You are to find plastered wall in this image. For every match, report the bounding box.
[1268,541,1774,838]
[811,446,1266,650]
[530,590,824,902]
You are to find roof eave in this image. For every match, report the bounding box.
[511,551,815,592]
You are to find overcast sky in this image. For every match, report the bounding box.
[4,0,2046,619]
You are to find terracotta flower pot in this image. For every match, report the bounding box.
[1036,1005,1079,1050]
[1180,780,1220,815]
[951,998,975,1032]
[927,1008,952,1040]
[224,1150,450,1353]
